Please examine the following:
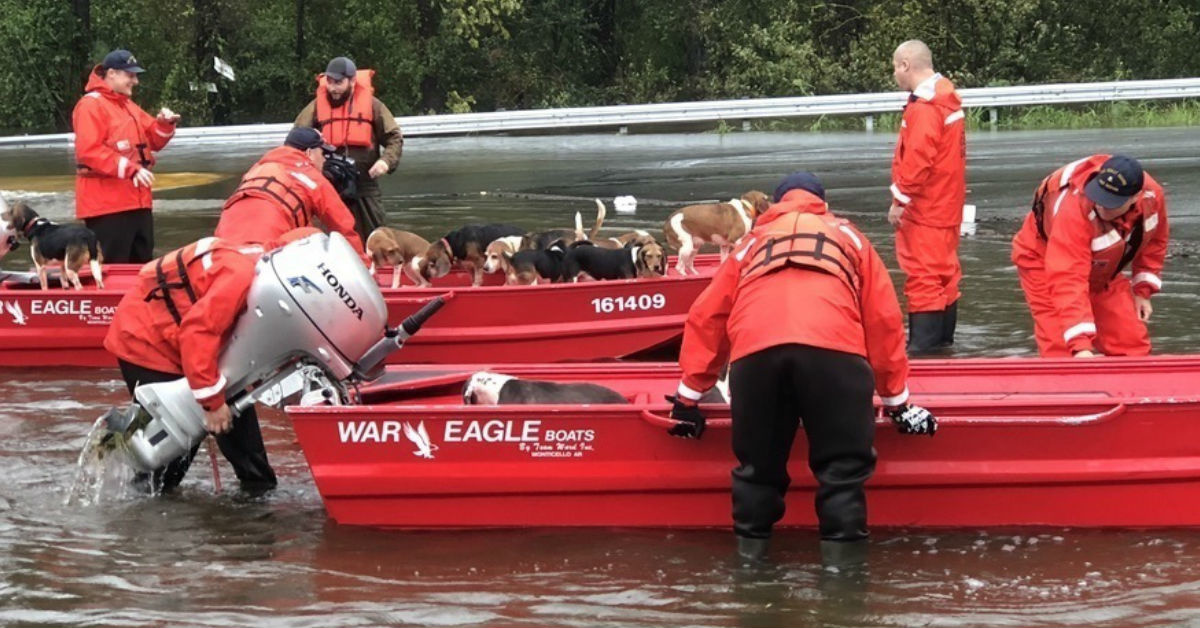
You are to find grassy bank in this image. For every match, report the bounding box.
[736,99,1200,133]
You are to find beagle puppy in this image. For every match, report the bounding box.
[663,190,770,275]
[365,227,432,288]
[1,200,103,290]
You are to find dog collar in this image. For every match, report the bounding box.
[440,237,455,262]
[22,217,47,237]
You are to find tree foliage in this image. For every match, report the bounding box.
[0,0,1197,132]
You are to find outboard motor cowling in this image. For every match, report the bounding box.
[111,232,391,472]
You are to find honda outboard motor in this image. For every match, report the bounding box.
[102,231,449,472]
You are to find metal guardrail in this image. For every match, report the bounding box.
[3,78,1199,149]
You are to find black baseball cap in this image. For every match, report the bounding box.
[102,49,145,74]
[1084,155,1144,209]
[285,127,335,152]
[325,57,357,81]
[772,171,826,202]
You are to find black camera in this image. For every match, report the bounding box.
[322,151,359,202]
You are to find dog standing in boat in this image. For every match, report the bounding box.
[563,240,666,281]
[421,223,526,287]
[365,227,432,288]
[663,190,770,275]
[1,200,104,290]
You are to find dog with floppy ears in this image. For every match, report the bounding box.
[365,227,432,288]
[563,239,666,281]
[422,223,526,287]
[1,198,104,290]
[663,190,770,275]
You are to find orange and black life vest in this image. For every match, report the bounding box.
[223,161,311,228]
[740,212,861,298]
[314,70,375,149]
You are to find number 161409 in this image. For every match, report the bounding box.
[591,293,666,314]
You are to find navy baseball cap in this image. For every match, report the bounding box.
[102,49,145,74]
[772,171,826,202]
[285,127,335,152]
[325,57,357,80]
[1084,155,1144,209]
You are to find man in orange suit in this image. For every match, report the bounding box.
[888,40,966,354]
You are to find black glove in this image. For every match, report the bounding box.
[887,403,938,436]
[665,395,706,439]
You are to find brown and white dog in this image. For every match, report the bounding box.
[593,229,657,250]
[1,199,103,290]
[365,227,432,288]
[663,190,770,275]
[421,223,526,287]
[481,235,525,282]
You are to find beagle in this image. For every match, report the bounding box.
[563,240,666,281]
[463,371,629,405]
[365,227,432,288]
[663,190,770,275]
[592,229,656,250]
[421,223,525,287]
[519,200,604,251]
[1,200,103,290]
[481,235,525,279]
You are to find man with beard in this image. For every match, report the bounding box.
[294,57,404,242]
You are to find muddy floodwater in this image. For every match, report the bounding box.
[1,127,1198,627]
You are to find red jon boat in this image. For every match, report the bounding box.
[0,256,720,367]
[286,356,1200,529]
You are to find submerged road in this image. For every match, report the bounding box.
[0,127,1198,627]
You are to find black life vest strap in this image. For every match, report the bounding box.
[144,250,197,325]
[229,176,308,227]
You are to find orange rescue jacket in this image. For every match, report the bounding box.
[677,189,910,405]
[1011,154,1169,353]
[314,70,375,149]
[72,68,177,219]
[890,73,966,228]
[215,146,366,254]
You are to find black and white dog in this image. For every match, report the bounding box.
[1,199,104,290]
[463,371,630,405]
[563,240,666,281]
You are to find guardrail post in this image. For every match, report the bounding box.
[989,108,998,129]
[618,125,628,135]
[864,115,875,133]
[742,120,751,132]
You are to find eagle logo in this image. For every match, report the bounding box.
[403,420,438,459]
[4,301,27,326]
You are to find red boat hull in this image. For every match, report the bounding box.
[288,357,1200,529]
[0,256,719,366]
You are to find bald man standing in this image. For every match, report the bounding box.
[888,40,966,354]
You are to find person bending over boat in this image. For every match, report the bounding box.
[666,171,938,561]
[215,127,365,256]
[1012,155,1168,357]
[103,228,318,493]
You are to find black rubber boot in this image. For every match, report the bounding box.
[907,311,946,356]
[940,300,959,348]
[819,539,868,568]
[737,536,770,562]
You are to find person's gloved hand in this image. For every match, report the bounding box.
[887,403,938,436]
[665,394,705,439]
